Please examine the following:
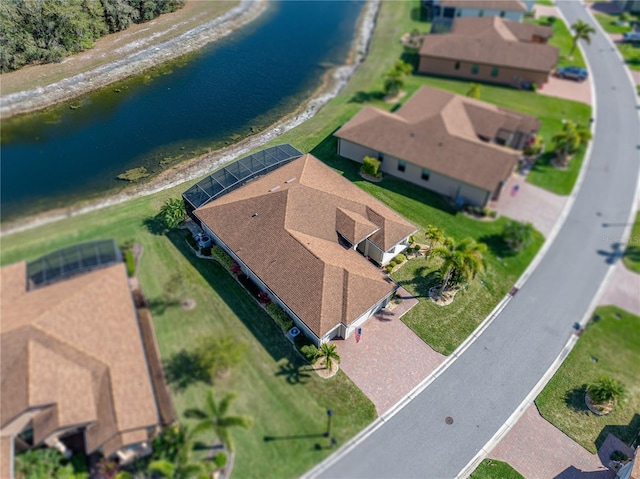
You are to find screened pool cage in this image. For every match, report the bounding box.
[182,144,303,216]
[26,239,121,290]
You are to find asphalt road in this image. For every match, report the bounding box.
[314,2,640,478]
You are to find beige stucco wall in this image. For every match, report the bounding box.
[338,138,492,206]
[453,8,523,21]
[418,56,551,87]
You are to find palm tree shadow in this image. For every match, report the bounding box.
[394,266,440,299]
[275,360,312,385]
[143,214,167,235]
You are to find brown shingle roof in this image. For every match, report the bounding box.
[420,17,558,72]
[195,154,417,338]
[0,262,160,455]
[440,0,528,12]
[335,86,539,192]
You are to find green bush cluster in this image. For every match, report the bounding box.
[361,156,382,178]
[201,246,212,257]
[394,254,406,263]
[124,249,136,277]
[266,302,294,332]
[211,246,234,269]
[385,265,394,273]
[300,344,319,362]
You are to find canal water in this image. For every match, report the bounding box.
[0,1,364,223]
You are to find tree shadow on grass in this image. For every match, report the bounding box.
[565,385,589,413]
[528,151,556,174]
[394,266,441,299]
[143,215,167,235]
[166,229,307,366]
[595,413,640,451]
[275,360,312,385]
[147,297,181,315]
[478,234,517,258]
[163,349,210,393]
[348,90,383,104]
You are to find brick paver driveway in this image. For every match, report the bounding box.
[490,404,614,479]
[330,288,445,415]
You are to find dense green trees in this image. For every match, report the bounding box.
[0,0,185,73]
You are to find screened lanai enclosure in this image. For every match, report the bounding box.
[182,144,303,219]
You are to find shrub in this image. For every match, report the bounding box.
[414,244,421,252]
[258,291,270,304]
[185,233,198,250]
[408,235,415,243]
[266,303,294,332]
[545,15,557,25]
[502,220,535,252]
[195,334,248,380]
[587,377,626,404]
[482,207,491,217]
[524,135,544,157]
[361,156,382,178]
[385,265,394,273]
[201,247,212,257]
[530,82,538,92]
[159,197,186,229]
[489,210,498,219]
[610,450,629,462]
[300,344,320,362]
[213,452,228,469]
[124,249,136,277]
[212,246,234,269]
[394,254,406,263]
[230,261,242,274]
[388,261,397,268]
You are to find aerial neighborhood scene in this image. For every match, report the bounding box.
[0,0,639,478]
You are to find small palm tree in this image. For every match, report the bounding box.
[569,19,595,58]
[382,60,413,97]
[185,389,253,453]
[432,237,487,295]
[466,83,481,99]
[502,221,535,252]
[319,343,341,370]
[552,120,592,167]
[159,197,186,230]
[425,225,445,260]
[587,377,626,405]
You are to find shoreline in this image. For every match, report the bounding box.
[0,0,267,119]
[0,0,381,237]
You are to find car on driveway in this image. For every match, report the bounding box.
[622,32,640,43]
[554,66,588,82]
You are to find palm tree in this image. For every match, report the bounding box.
[148,440,215,479]
[552,120,592,167]
[432,237,487,295]
[382,60,413,97]
[318,343,341,370]
[587,377,626,405]
[159,197,186,229]
[185,389,253,453]
[465,83,481,99]
[502,221,535,252]
[569,19,595,58]
[425,225,445,260]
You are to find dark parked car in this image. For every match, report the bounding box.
[554,66,589,82]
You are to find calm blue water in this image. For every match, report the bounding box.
[0,1,363,222]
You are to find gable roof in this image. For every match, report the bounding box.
[194,154,417,338]
[420,17,558,72]
[0,260,160,456]
[335,86,539,192]
[439,0,528,12]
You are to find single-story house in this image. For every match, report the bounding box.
[0,240,174,479]
[186,148,417,345]
[334,86,540,207]
[424,0,532,22]
[615,0,640,13]
[418,16,558,88]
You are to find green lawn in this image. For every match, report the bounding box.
[593,11,636,34]
[623,211,640,273]
[470,459,525,479]
[617,41,640,71]
[593,11,640,71]
[535,306,640,454]
[526,15,587,69]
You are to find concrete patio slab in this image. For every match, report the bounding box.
[490,404,614,479]
[330,287,445,415]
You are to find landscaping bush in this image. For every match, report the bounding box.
[408,235,415,243]
[213,452,228,469]
[414,244,421,252]
[361,156,382,178]
[195,334,248,381]
[388,261,397,268]
[385,265,394,273]
[300,344,320,362]
[185,233,198,250]
[124,249,136,277]
[530,82,538,92]
[394,254,406,263]
[258,291,270,304]
[211,246,234,269]
[201,246,212,257]
[266,303,294,332]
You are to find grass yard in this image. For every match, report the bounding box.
[535,306,640,454]
[0,190,376,479]
[617,41,640,71]
[593,11,637,34]
[592,11,640,71]
[623,211,640,273]
[470,459,525,479]
[526,15,587,69]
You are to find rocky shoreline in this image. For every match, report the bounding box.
[1,0,381,236]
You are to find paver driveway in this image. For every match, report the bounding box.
[330,287,445,415]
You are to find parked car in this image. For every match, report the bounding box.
[622,32,640,43]
[554,66,588,82]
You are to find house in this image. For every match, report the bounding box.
[183,147,417,345]
[614,0,640,13]
[0,240,175,478]
[616,447,640,479]
[423,0,532,22]
[418,16,558,88]
[334,86,540,207]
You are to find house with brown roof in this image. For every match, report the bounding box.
[418,16,558,88]
[188,149,417,345]
[334,86,540,207]
[424,0,531,22]
[0,240,175,478]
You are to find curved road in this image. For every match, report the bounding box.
[311,2,640,478]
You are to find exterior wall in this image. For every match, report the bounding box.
[454,7,523,21]
[418,55,551,86]
[337,139,379,165]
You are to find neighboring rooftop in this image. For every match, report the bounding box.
[194,153,417,338]
[335,86,539,192]
[439,0,528,12]
[420,16,558,72]
[1,250,160,459]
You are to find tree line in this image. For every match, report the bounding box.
[0,0,185,73]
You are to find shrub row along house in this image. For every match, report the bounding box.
[0,240,175,479]
[418,17,558,88]
[334,86,540,207]
[183,146,417,346]
[423,0,532,22]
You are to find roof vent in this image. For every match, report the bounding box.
[252,212,259,217]
[269,185,281,192]
[284,177,297,184]
[410,131,416,138]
